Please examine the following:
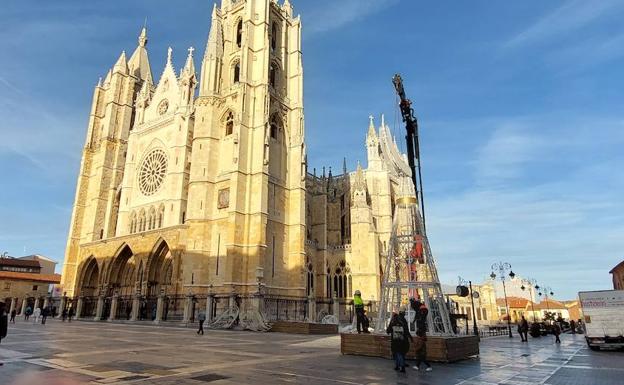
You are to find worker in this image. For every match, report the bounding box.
[353,290,368,333]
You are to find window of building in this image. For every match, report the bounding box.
[271,22,278,51]
[233,61,240,83]
[225,112,234,136]
[4,282,10,290]
[482,309,488,320]
[306,260,314,297]
[32,285,38,291]
[270,116,280,139]
[236,20,243,48]
[269,64,277,89]
[332,260,351,298]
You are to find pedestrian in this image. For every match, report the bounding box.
[126,305,132,320]
[353,290,368,334]
[61,308,68,322]
[68,307,75,322]
[362,309,370,331]
[553,323,561,344]
[33,307,41,324]
[10,309,16,323]
[386,308,412,373]
[197,311,206,335]
[413,329,432,372]
[25,306,32,321]
[41,307,49,325]
[0,302,8,367]
[570,320,576,334]
[519,316,529,342]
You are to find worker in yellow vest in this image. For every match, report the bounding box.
[354,290,369,333]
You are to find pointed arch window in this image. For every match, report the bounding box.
[157,205,165,228]
[306,260,314,297]
[269,63,277,89]
[333,260,351,299]
[236,20,243,48]
[225,112,234,136]
[233,61,240,83]
[271,22,278,52]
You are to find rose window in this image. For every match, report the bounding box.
[138,149,168,196]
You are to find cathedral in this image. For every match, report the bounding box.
[61,0,412,322]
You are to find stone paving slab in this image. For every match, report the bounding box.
[1,319,623,384]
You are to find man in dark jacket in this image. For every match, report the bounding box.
[519,316,529,342]
[0,302,8,366]
[387,307,413,373]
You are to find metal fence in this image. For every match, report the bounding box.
[263,296,307,322]
[163,295,185,321]
[115,296,133,320]
[81,296,98,318]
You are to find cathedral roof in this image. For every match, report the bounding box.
[128,27,153,83]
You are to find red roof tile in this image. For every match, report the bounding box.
[0,271,61,283]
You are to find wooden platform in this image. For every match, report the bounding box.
[270,321,338,335]
[341,333,479,362]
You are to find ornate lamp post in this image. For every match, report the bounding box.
[458,276,479,336]
[490,262,515,338]
[538,286,554,323]
[520,278,538,323]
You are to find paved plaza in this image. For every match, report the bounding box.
[0,319,622,385]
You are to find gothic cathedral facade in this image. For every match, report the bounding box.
[61,0,411,318]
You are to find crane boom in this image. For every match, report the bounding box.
[392,74,427,234]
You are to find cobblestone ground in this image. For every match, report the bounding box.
[0,319,622,384]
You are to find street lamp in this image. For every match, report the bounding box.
[458,276,479,337]
[490,261,515,338]
[538,286,554,324]
[520,278,538,323]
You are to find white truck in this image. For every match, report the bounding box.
[578,290,624,350]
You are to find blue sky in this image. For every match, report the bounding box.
[1,0,623,299]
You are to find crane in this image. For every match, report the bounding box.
[392,74,427,234]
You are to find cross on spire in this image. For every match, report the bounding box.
[188,46,195,57]
[167,47,173,63]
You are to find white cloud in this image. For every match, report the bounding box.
[303,0,399,36]
[505,0,623,48]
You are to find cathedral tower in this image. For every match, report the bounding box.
[61,29,152,293]
[185,0,306,296]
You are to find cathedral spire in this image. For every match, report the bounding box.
[113,51,128,75]
[200,3,224,95]
[128,26,153,83]
[366,114,378,147]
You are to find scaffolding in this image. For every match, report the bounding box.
[375,179,453,335]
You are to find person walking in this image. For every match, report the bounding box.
[353,290,368,334]
[68,307,75,322]
[413,330,432,372]
[197,311,206,335]
[0,302,8,367]
[387,308,412,373]
[33,307,41,324]
[553,322,561,344]
[61,308,68,322]
[41,307,49,325]
[24,305,32,321]
[519,316,529,342]
[10,309,16,323]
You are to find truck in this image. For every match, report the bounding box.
[578,290,624,350]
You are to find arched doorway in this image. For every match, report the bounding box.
[78,257,100,317]
[146,239,175,320]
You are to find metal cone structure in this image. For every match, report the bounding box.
[375,177,453,335]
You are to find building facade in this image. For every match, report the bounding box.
[1,255,61,315]
[60,0,410,322]
[610,260,624,290]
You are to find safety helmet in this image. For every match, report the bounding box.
[354,290,361,296]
